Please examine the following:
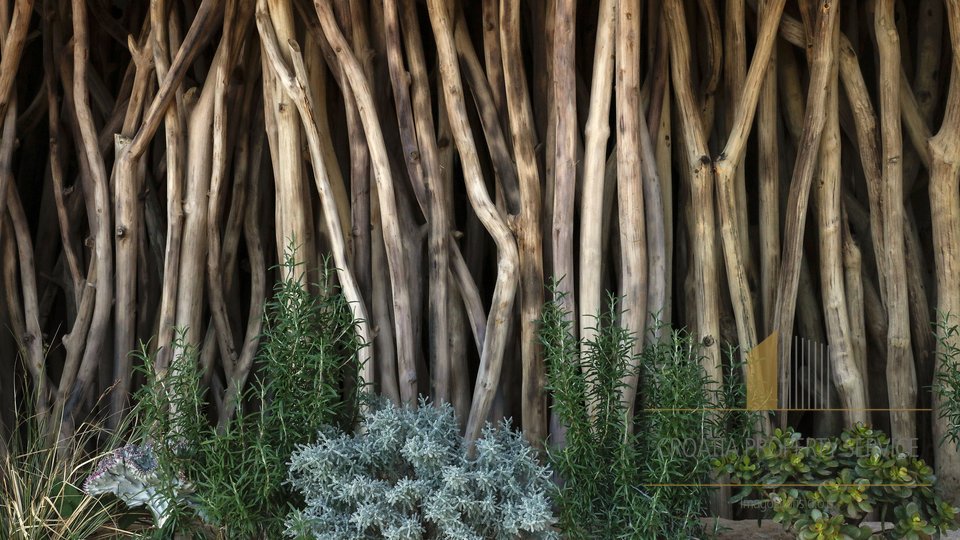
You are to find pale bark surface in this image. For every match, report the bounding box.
[0,0,956,500]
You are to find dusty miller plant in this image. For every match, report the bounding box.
[285,398,557,540]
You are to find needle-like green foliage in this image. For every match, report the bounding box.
[92,248,364,538]
[541,288,642,538]
[541,282,750,539]
[935,315,960,449]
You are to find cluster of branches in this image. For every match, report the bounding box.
[1,0,959,502]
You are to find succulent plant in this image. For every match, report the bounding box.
[717,425,960,539]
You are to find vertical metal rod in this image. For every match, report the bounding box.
[812,339,817,409]
[804,338,808,410]
[809,338,814,410]
[814,340,819,409]
[803,339,813,409]
[793,337,798,410]
[826,342,830,409]
[817,340,821,409]
[810,339,814,410]
[804,339,816,409]
[821,341,825,409]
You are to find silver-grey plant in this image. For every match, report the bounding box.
[82,442,187,528]
[285,399,558,540]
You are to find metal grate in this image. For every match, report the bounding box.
[787,336,830,410]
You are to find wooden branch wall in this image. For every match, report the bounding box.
[0,0,959,499]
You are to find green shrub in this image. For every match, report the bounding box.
[635,328,756,537]
[285,398,557,539]
[934,316,960,449]
[540,290,642,538]
[86,253,363,538]
[714,425,960,539]
[541,286,743,539]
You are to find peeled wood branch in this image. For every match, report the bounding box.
[384,0,450,405]
[500,0,546,446]
[723,0,751,286]
[255,4,374,399]
[268,0,316,282]
[220,121,267,428]
[772,5,889,310]
[816,41,868,427]
[314,0,418,405]
[110,33,157,425]
[772,0,840,425]
[664,0,722,393]
[875,0,917,445]
[614,0,646,422]
[205,0,240,395]
[171,47,218,414]
[929,0,960,503]
[426,0,519,444]
[453,11,521,214]
[152,0,186,375]
[0,0,34,132]
[63,0,115,429]
[550,0,577,329]
[397,0,458,408]
[758,0,780,335]
[2,140,50,424]
[578,0,616,365]
[712,0,785,367]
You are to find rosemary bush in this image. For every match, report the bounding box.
[285,398,557,540]
[540,291,644,538]
[634,330,752,537]
[934,316,960,449]
[541,286,745,538]
[87,253,363,538]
